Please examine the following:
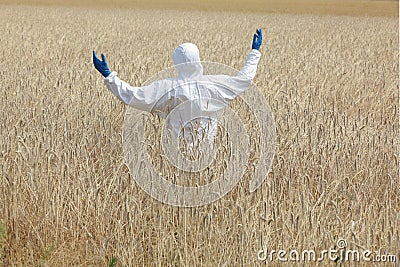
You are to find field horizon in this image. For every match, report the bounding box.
[0,0,398,17]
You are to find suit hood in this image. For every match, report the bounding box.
[172,43,203,79]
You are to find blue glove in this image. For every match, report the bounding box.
[93,51,111,78]
[252,29,262,50]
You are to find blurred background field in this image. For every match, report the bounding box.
[0,1,399,266]
[0,0,398,16]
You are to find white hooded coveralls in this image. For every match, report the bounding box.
[104,43,261,145]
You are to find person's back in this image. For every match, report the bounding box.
[93,29,263,149]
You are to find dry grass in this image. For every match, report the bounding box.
[0,4,399,266]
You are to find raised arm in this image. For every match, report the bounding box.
[237,29,262,81]
[205,29,263,105]
[93,51,161,112]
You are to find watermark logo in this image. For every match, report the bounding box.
[122,62,276,207]
[257,238,397,263]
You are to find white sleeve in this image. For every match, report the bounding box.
[237,49,262,81]
[205,49,261,104]
[103,71,158,112]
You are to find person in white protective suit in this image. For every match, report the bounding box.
[93,29,262,150]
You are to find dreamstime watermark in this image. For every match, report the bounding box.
[257,239,397,263]
[122,62,276,207]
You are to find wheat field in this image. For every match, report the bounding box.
[0,3,399,266]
